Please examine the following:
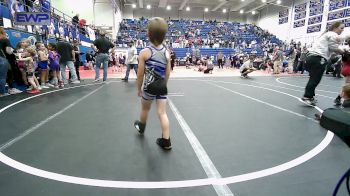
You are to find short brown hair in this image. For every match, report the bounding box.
[148,17,168,46]
[329,21,343,31]
[343,83,350,98]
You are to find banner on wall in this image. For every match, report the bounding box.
[307,24,322,33]
[279,17,288,24]
[294,20,305,28]
[308,15,323,25]
[329,0,347,11]
[345,18,350,27]
[309,0,324,16]
[295,3,307,13]
[279,9,289,18]
[294,11,307,20]
[328,9,347,21]
[345,8,350,17]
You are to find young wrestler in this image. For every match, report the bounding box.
[134,17,172,150]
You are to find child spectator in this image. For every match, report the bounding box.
[48,43,63,88]
[36,43,51,88]
[18,48,40,94]
[134,17,172,150]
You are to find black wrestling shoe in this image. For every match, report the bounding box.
[134,120,146,134]
[156,138,172,150]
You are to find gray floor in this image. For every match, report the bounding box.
[0,76,349,196]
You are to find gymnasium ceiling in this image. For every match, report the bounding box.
[122,0,282,13]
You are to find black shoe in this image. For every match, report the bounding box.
[301,97,317,106]
[121,78,128,82]
[334,96,342,106]
[134,120,146,134]
[156,138,172,150]
[314,113,321,121]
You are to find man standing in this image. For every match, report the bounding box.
[122,41,138,82]
[71,40,81,81]
[92,30,114,82]
[57,37,80,84]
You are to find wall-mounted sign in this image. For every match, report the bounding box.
[295,3,307,13]
[329,0,347,11]
[294,20,306,28]
[308,15,323,25]
[279,17,288,24]
[295,11,307,20]
[307,24,322,33]
[279,9,289,18]
[328,9,346,21]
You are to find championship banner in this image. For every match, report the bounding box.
[307,24,322,33]
[329,0,347,11]
[294,11,307,20]
[328,9,346,21]
[279,17,288,24]
[345,8,350,17]
[295,3,307,13]
[309,0,324,16]
[308,15,323,25]
[279,9,289,18]
[294,19,305,28]
[345,18,350,27]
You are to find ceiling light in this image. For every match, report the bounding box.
[186,6,190,11]
[204,8,209,12]
[252,10,256,15]
[146,5,151,9]
[241,0,245,1]
[132,4,136,8]
[262,0,267,2]
[223,8,227,13]
[166,5,171,10]
[276,0,281,4]
[240,9,244,14]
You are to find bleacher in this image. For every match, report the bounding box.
[119,18,282,59]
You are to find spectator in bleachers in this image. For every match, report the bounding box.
[72,14,79,26]
[57,37,80,84]
[92,30,114,82]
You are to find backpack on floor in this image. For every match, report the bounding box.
[320,108,350,147]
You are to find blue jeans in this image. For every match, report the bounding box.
[95,53,109,81]
[0,57,9,94]
[124,64,138,79]
[60,61,78,83]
